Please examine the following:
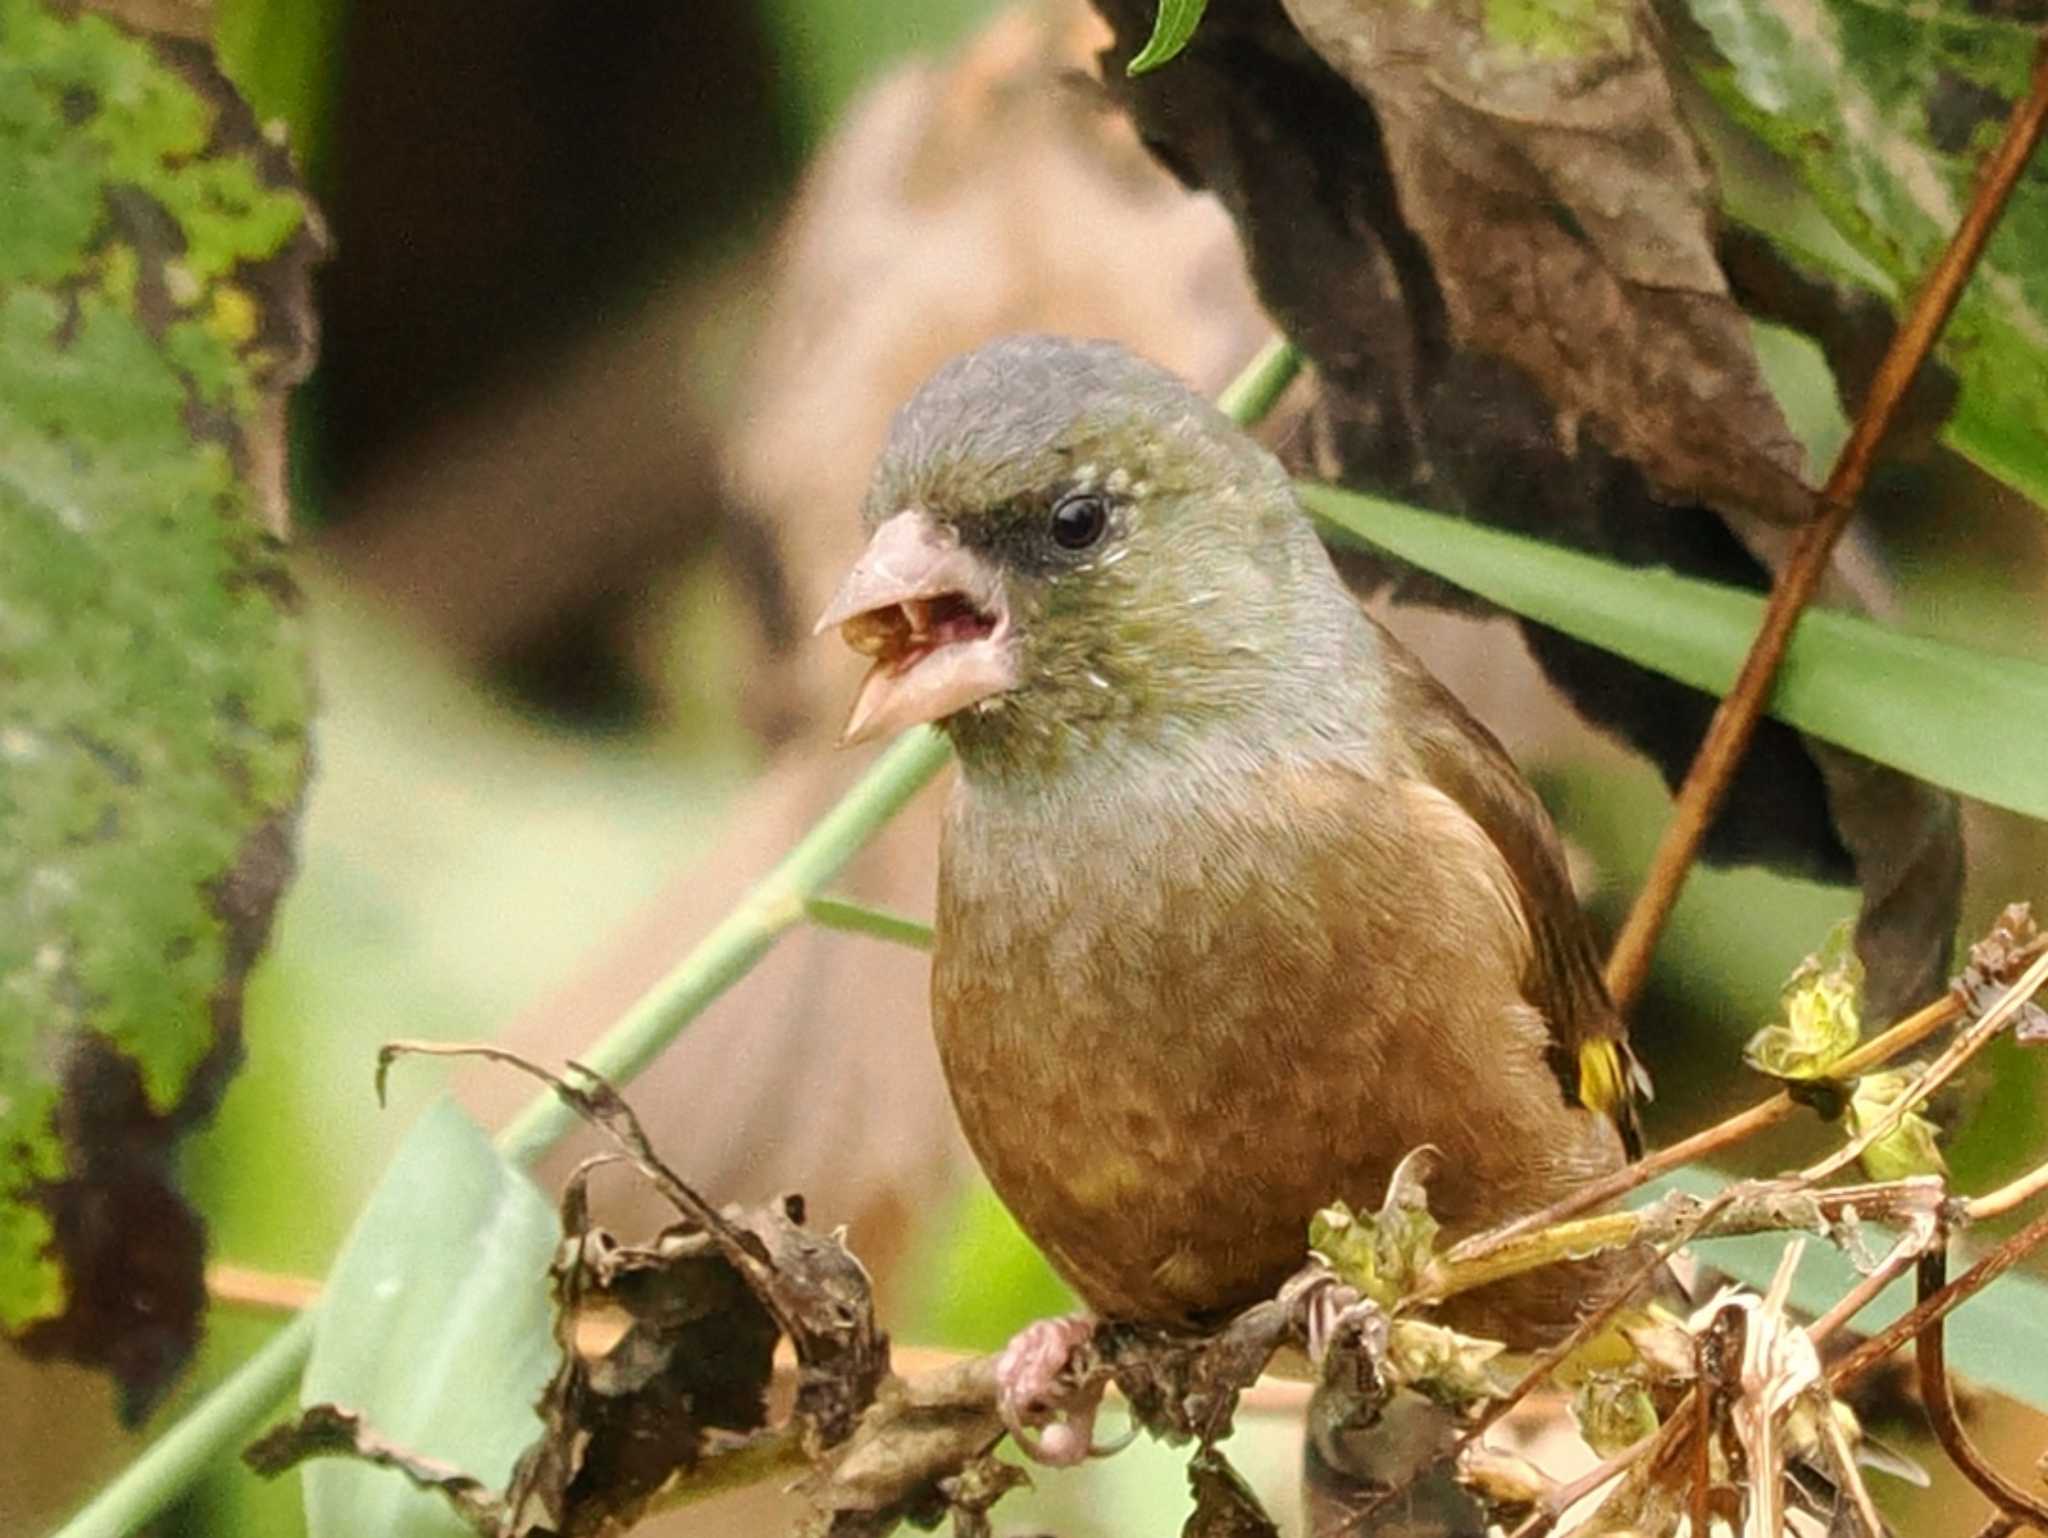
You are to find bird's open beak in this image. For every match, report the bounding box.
[815,510,1017,746]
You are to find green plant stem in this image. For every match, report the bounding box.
[804,895,935,951]
[1215,335,1300,425]
[56,1315,314,1538]
[498,724,951,1163]
[58,339,1298,1538]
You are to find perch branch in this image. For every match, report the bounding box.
[1602,36,2048,1013]
[1454,987,1964,1259]
[1828,1204,2048,1392]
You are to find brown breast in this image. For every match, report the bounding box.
[930,756,1629,1340]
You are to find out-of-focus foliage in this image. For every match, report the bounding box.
[0,0,317,1413]
[299,1100,558,1538]
[1684,0,2048,508]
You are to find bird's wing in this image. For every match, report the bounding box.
[1374,629,1650,1156]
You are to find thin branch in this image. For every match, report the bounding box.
[1804,1221,1932,1346]
[1459,1196,1724,1450]
[1453,990,1963,1261]
[1602,36,2048,1013]
[206,1263,321,1315]
[1914,1248,2048,1531]
[1800,949,2048,1186]
[803,895,934,950]
[1829,1204,2048,1392]
[1969,1156,2048,1223]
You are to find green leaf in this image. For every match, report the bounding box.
[1309,1150,1442,1310]
[1679,0,2048,510]
[0,0,316,1410]
[1745,924,1863,1082]
[1127,0,1209,75]
[301,1099,560,1538]
[1638,1167,2048,1412]
[1848,1067,1948,1183]
[1301,483,2048,821]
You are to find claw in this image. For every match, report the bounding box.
[994,1314,1125,1467]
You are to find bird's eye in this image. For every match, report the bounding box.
[1049,492,1109,551]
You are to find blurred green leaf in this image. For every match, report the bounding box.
[759,0,1001,147]
[1303,483,2048,820]
[301,1099,559,1538]
[214,0,351,191]
[1128,0,1209,75]
[0,0,315,1407]
[1639,1167,2048,1411]
[1682,0,2048,511]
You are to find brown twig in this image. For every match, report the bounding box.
[1504,1429,1660,1538]
[1804,1220,1934,1346]
[1457,1194,1726,1454]
[1829,1204,2048,1392]
[1455,990,1962,1259]
[206,1263,321,1315]
[1801,949,2048,1186]
[1970,1156,2048,1223]
[1915,1247,2048,1531]
[1602,35,2048,1014]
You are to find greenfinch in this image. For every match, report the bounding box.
[819,335,1646,1457]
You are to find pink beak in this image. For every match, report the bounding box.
[815,511,1018,746]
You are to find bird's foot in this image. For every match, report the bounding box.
[1285,1266,1389,1369]
[994,1313,1120,1466]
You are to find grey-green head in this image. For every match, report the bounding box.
[817,336,1358,779]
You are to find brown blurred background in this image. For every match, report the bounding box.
[13,1,2048,1533]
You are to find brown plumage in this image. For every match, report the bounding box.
[819,335,1646,1351]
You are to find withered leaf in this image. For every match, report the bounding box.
[1277,0,1816,526]
[1954,902,2048,1043]
[1184,1446,1282,1538]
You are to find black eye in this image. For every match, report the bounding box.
[1049,492,1109,551]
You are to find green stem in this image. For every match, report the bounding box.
[54,1315,313,1538]
[498,725,951,1163]
[54,333,1298,1538]
[804,895,935,951]
[1215,335,1300,426]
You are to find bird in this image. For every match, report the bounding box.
[816,334,1648,1469]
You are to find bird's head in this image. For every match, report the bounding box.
[817,336,1345,778]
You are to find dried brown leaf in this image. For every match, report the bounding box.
[1278,0,1815,526]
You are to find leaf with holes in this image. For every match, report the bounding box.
[0,0,320,1417]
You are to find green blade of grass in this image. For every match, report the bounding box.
[1301,482,2048,821]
